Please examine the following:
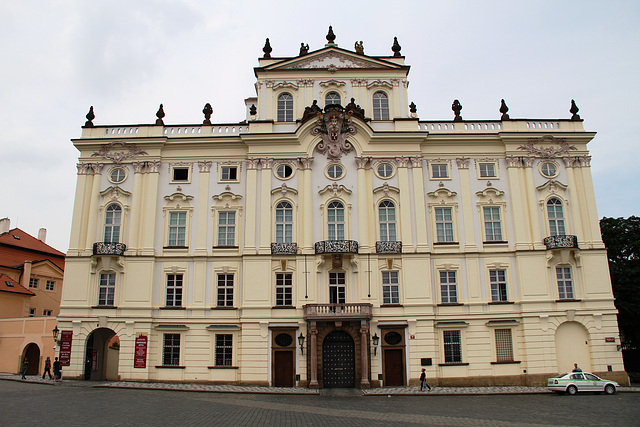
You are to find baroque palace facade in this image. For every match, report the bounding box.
[59,28,625,387]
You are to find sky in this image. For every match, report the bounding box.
[1,1,639,252]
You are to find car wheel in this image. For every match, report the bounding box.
[567,385,578,395]
[605,384,615,395]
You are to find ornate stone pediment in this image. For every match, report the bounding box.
[92,141,147,164]
[517,135,577,158]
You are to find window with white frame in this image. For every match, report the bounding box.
[217,274,234,307]
[483,207,503,241]
[326,163,345,180]
[29,308,35,317]
[494,329,514,362]
[556,267,574,299]
[275,273,293,306]
[327,201,345,241]
[215,334,233,366]
[168,211,187,247]
[220,165,238,182]
[431,163,449,179]
[478,162,496,178]
[372,92,389,120]
[171,166,189,182]
[443,330,462,363]
[440,271,458,303]
[329,272,346,304]
[162,333,180,366]
[489,269,508,302]
[376,162,394,178]
[45,280,55,291]
[166,274,183,307]
[277,93,293,122]
[382,271,400,305]
[378,200,397,242]
[43,309,53,316]
[547,198,566,236]
[109,167,126,184]
[104,204,122,243]
[98,272,115,306]
[275,163,293,179]
[217,211,236,246]
[434,207,454,242]
[28,278,38,288]
[325,92,341,106]
[275,201,293,243]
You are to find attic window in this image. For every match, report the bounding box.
[12,235,20,239]
[5,281,13,287]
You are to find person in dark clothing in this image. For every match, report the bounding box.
[572,363,582,373]
[419,368,432,391]
[42,356,53,379]
[21,359,28,379]
[53,357,62,381]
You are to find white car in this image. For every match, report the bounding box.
[547,372,619,395]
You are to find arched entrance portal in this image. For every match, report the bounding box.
[22,343,40,375]
[85,328,119,381]
[555,321,591,373]
[322,331,355,388]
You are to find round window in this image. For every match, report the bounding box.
[384,331,402,345]
[376,162,394,179]
[275,163,294,179]
[326,163,345,180]
[540,161,558,178]
[275,333,293,347]
[109,167,126,184]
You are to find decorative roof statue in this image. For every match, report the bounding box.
[263,38,272,59]
[249,104,257,116]
[500,99,510,120]
[84,106,95,127]
[354,41,364,54]
[299,43,309,56]
[409,102,417,114]
[302,100,322,124]
[326,25,336,45]
[570,99,581,120]
[345,98,365,121]
[202,103,213,125]
[155,104,165,126]
[392,36,402,57]
[452,99,463,122]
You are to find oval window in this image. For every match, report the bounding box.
[275,333,293,347]
[384,331,402,345]
[326,164,345,180]
[376,162,394,179]
[109,167,126,184]
[275,163,294,179]
[540,162,558,178]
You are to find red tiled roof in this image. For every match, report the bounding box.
[0,273,35,296]
[0,228,65,270]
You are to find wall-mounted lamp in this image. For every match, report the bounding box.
[372,333,380,356]
[298,333,305,355]
[52,326,60,345]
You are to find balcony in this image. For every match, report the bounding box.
[93,242,127,256]
[543,235,578,250]
[314,240,359,254]
[303,303,373,321]
[376,241,402,254]
[271,242,298,255]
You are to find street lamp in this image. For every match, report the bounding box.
[52,326,60,345]
[371,333,380,356]
[298,333,305,355]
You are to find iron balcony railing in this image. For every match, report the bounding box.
[303,303,373,320]
[314,240,359,254]
[270,242,298,255]
[93,242,127,256]
[376,241,402,254]
[543,235,578,250]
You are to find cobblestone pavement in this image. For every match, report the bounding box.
[3,373,639,395]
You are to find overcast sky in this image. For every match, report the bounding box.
[1,1,638,252]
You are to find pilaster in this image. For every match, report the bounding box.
[456,158,476,251]
[395,157,414,249]
[259,158,273,254]
[244,159,260,252]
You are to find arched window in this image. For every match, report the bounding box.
[379,200,397,242]
[104,204,121,243]
[372,92,389,120]
[327,201,345,241]
[547,198,566,236]
[277,93,293,122]
[275,201,293,243]
[325,92,341,106]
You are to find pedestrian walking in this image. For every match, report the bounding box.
[53,357,61,381]
[21,358,29,379]
[419,368,431,391]
[42,356,53,379]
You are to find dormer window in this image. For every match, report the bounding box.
[373,92,389,120]
[325,92,341,106]
[277,93,293,122]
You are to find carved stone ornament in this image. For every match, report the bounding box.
[517,135,577,158]
[312,105,356,160]
[92,141,148,165]
[284,51,376,70]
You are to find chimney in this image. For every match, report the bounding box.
[22,260,32,288]
[38,228,47,243]
[0,218,9,234]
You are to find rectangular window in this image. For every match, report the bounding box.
[275,273,293,306]
[556,267,574,299]
[382,271,400,305]
[43,309,53,316]
[220,166,238,181]
[440,271,458,303]
[215,334,233,366]
[217,212,236,246]
[329,272,346,304]
[29,278,38,288]
[435,207,454,242]
[483,207,503,241]
[98,273,116,306]
[162,334,180,366]
[495,329,514,362]
[217,274,234,307]
[490,270,508,302]
[29,308,35,317]
[45,280,55,291]
[166,274,183,307]
[431,164,449,179]
[479,163,496,178]
[168,212,187,247]
[443,330,462,363]
[172,167,189,182]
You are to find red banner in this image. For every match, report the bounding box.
[59,330,73,366]
[134,335,148,368]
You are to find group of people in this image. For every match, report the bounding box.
[21,356,61,380]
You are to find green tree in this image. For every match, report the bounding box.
[600,216,640,348]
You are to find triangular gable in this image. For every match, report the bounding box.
[30,259,65,277]
[261,47,405,71]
